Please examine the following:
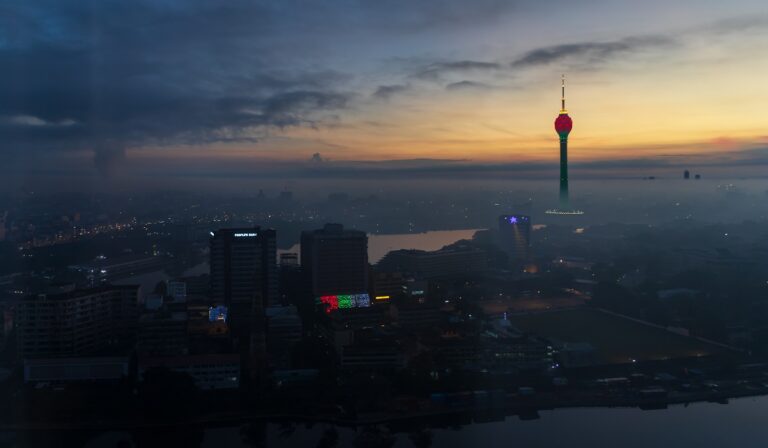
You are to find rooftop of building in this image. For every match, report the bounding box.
[26,284,140,302]
[70,253,165,269]
[302,223,366,237]
[211,226,275,236]
[138,353,240,367]
[139,311,188,322]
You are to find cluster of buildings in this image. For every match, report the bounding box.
[11,214,545,392]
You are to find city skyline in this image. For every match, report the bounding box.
[6,3,768,446]
[3,0,768,189]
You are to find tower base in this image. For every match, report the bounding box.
[545,209,584,215]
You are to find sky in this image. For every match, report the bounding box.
[2,0,768,187]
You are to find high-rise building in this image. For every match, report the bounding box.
[301,223,368,298]
[17,285,139,359]
[278,256,307,307]
[498,214,532,263]
[210,227,277,335]
[555,75,573,209]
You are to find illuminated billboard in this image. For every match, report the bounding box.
[317,293,371,313]
[208,305,228,322]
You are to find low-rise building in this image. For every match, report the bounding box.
[17,285,139,359]
[23,357,130,384]
[139,354,241,390]
[137,311,189,356]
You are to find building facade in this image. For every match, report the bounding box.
[498,214,532,264]
[210,227,277,334]
[17,285,139,359]
[301,223,368,297]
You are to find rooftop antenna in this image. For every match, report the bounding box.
[561,74,567,113]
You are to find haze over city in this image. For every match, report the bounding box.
[4,2,768,448]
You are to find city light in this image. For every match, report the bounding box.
[208,305,228,322]
[545,209,585,215]
[317,293,371,313]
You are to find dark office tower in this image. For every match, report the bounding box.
[684,170,690,179]
[554,75,574,210]
[498,215,532,263]
[210,227,277,336]
[301,223,369,297]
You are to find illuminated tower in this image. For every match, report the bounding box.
[498,215,531,263]
[554,75,573,210]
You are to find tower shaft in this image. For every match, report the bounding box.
[559,137,569,209]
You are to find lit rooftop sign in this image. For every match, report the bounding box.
[234,232,258,237]
[505,215,529,224]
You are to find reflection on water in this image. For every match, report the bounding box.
[367,229,481,264]
[280,228,482,264]
[8,395,768,448]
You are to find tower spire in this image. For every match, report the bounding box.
[561,74,566,113]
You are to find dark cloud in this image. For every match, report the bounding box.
[0,0,351,166]
[414,60,501,80]
[446,80,492,91]
[511,36,673,68]
[338,0,524,32]
[373,84,411,100]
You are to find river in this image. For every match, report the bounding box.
[7,395,768,447]
[280,228,482,264]
[204,396,768,447]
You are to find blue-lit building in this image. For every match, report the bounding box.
[498,215,532,264]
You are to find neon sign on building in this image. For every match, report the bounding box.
[317,293,371,313]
